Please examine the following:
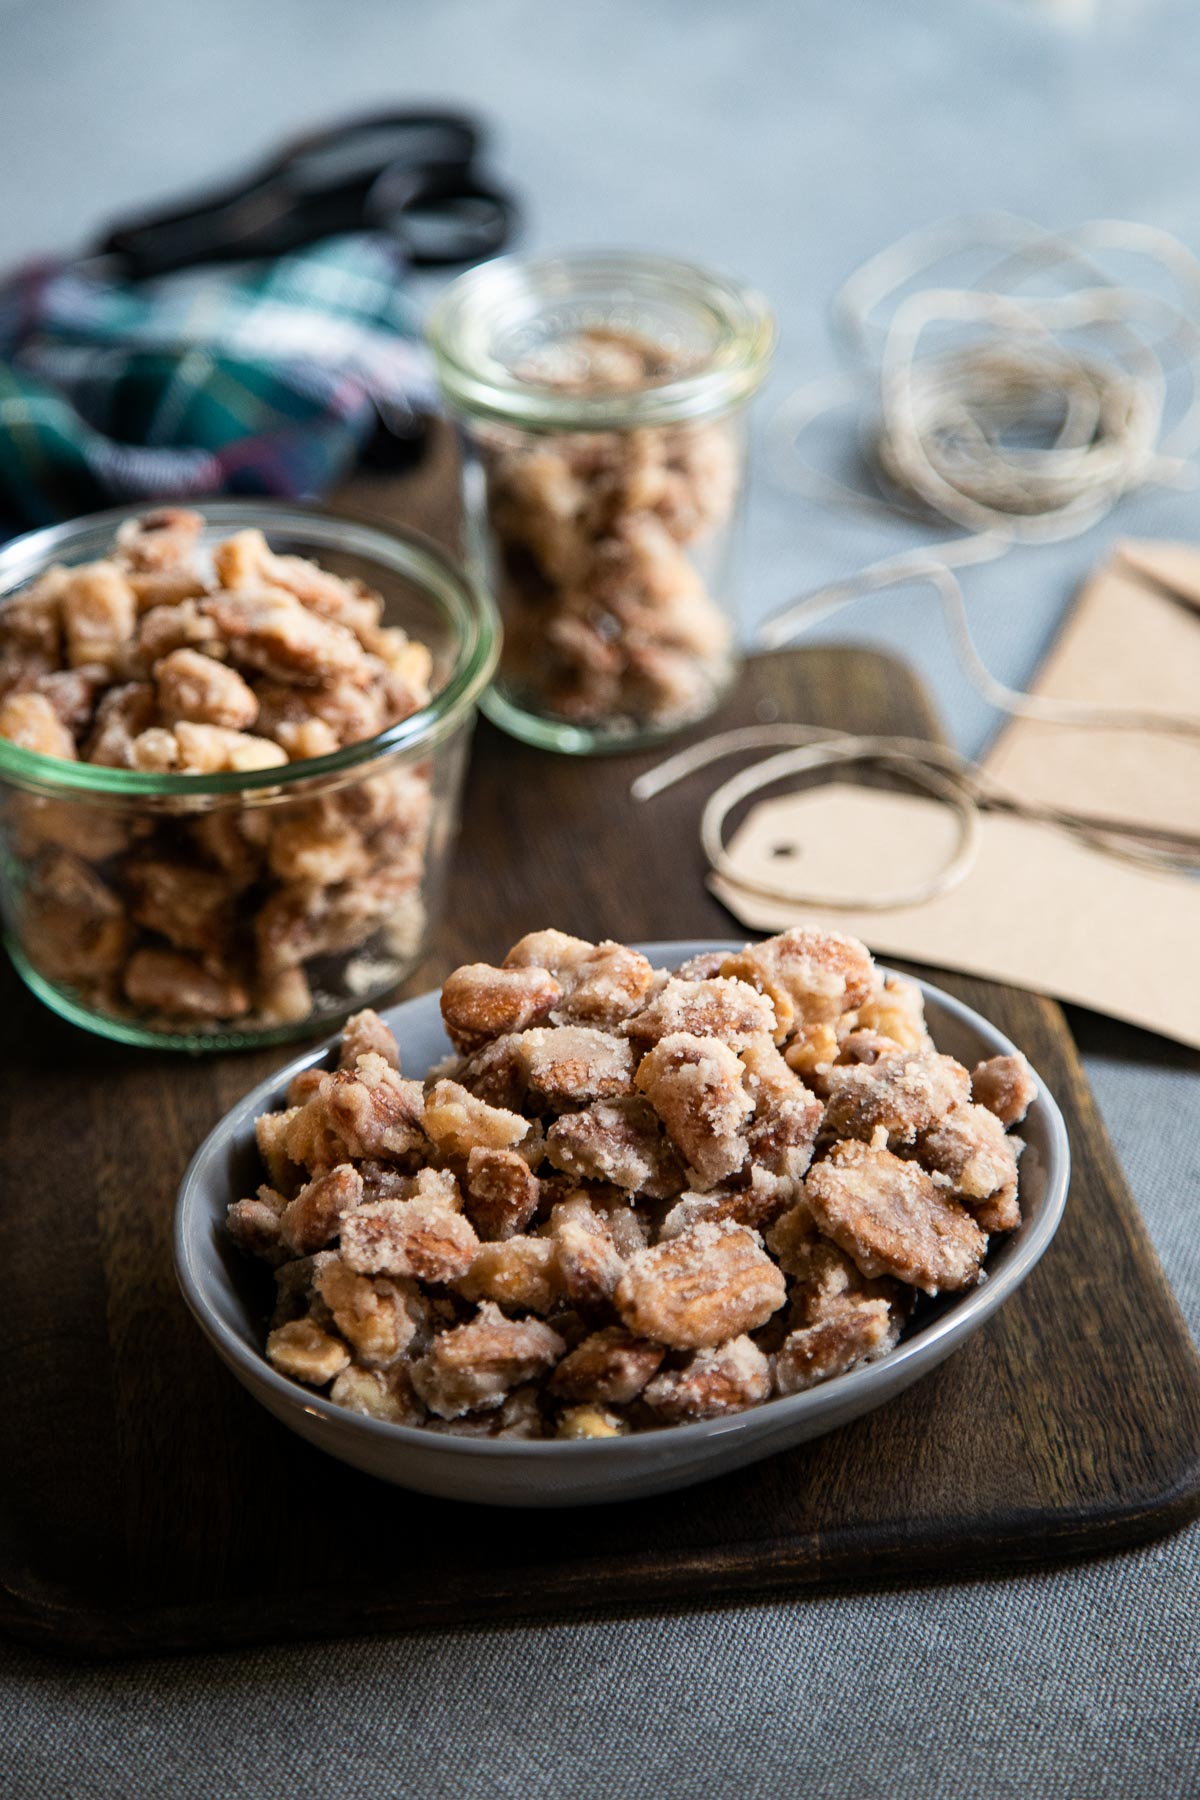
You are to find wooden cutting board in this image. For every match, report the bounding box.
[2,456,1198,1658]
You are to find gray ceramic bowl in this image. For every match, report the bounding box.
[175,941,1070,1507]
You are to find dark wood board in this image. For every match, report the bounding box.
[2,457,1199,1659]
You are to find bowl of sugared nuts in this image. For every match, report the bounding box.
[175,927,1069,1506]
[0,503,498,1048]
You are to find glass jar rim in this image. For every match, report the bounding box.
[427,250,776,430]
[0,500,500,799]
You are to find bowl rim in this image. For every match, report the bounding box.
[0,499,500,799]
[174,941,1071,1460]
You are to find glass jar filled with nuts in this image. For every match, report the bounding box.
[0,504,497,1050]
[428,252,775,752]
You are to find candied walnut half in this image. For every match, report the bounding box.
[920,1103,1021,1234]
[464,1146,541,1240]
[457,1234,561,1314]
[422,1078,529,1159]
[60,563,136,671]
[622,976,777,1048]
[123,947,250,1019]
[201,587,367,686]
[280,1162,363,1256]
[545,1096,682,1198]
[766,1205,904,1322]
[226,1186,289,1264]
[823,1048,970,1148]
[0,691,78,759]
[339,1008,401,1071]
[547,1194,626,1311]
[739,1036,823,1204]
[125,853,236,956]
[266,1318,350,1387]
[329,1362,425,1425]
[614,1220,786,1349]
[516,1026,635,1109]
[720,926,875,1042]
[503,930,656,1028]
[155,647,259,731]
[548,1326,664,1405]
[805,1140,987,1295]
[642,1335,771,1422]
[314,1255,427,1365]
[339,1190,479,1284]
[635,1031,752,1189]
[971,1053,1037,1128]
[774,1298,901,1395]
[439,961,562,1053]
[325,1054,427,1159]
[410,1302,564,1419]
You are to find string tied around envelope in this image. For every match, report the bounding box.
[631,215,1200,913]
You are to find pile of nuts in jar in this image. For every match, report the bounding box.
[0,509,436,1030]
[480,329,739,732]
[230,924,1036,1437]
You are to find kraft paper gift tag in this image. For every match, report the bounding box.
[710,783,1200,1050]
[710,540,1200,1047]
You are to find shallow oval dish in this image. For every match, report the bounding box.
[175,940,1070,1508]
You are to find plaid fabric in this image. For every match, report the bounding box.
[0,233,439,536]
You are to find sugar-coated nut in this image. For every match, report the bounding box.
[123,947,251,1019]
[422,1078,528,1158]
[0,691,78,759]
[280,1163,364,1256]
[548,1195,627,1309]
[635,1032,753,1188]
[457,1234,561,1313]
[805,1139,987,1295]
[61,563,137,670]
[266,808,370,885]
[226,1187,289,1263]
[920,1102,1021,1233]
[823,1049,970,1148]
[548,1326,665,1404]
[256,965,314,1027]
[314,1255,427,1365]
[516,1025,636,1108]
[440,962,563,1053]
[265,1318,350,1386]
[200,587,368,686]
[970,1053,1037,1128]
[329,1362,425,1425]
[173,721,288,773]
[774,1299,901,1395]
[556,1404,627,1439]
[464,1146,541,1240]
[155,647,259,730]
[125,854,236,956]
[340,1193,479,1284]
[410,1302,565,1419]
[614,1220,787,1349]
[642,1335,771,1422]
[545,1096,682,1198]
[623,976,777,1047]
[326,1055,427,1159]
[339,1008,401,1071]
[549,941,657,1029]
[720,927,876,1041]
[256,1108,304,1195]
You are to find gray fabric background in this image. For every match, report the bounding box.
[1,0,1197,1794]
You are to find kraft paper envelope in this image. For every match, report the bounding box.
[711,540,1200,1047]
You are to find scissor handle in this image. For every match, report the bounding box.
[94,108,515,279]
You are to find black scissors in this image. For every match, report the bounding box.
[93,108,518,279]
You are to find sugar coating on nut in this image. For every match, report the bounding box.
[642,1335,771,1422]
[805,1139,987,1295]
[635,1032,753,1188]
[823,1049,970,1148]
[614,1220,786,1349]
[970,1053,1037,1128]
[720,926,876,1041]
[411,1303,565,1420]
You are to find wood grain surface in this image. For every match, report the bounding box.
[1,443,1198,1658]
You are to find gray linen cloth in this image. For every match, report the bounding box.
[1,0,1197,1792]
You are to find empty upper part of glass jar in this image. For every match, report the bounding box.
[428,253,776,431]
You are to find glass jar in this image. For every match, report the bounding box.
[0,503,498,1050]
[428,252,775,753]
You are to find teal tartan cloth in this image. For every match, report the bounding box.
[0,233,438,536]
